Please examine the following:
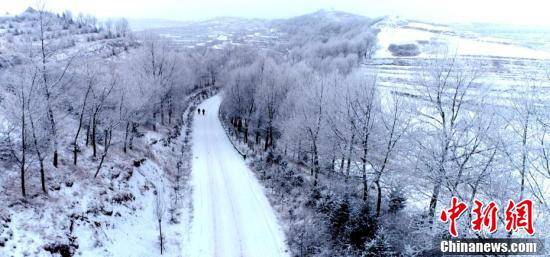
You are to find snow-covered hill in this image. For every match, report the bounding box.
[144,10,374,52]
[142,16,279,51]
[0,7,135,69]
[148,10,550,62]
[0,8,181,257]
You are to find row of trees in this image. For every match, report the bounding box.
[14,6,130,39]
[0,6,225,198]
[220,26,549,256]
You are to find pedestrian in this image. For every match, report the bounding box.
[197,108,201,115]
[202,109,205,115]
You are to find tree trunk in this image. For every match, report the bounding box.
[73,144,78,166]
[85,124,90,146]
[331,155,336,172]
[39,160,46,193]
[362,144,368,202]
[30,113,47,194]
[159,219,164,255]
[129,123,136,150]
[255,120,261,146]
[312,142,320,187]
[153,111,158,131]
[268,126,274,149]
[123,121,130,153]
[160,101,165,126]
[92,114,97,157]
[20,156,26,197]
[375,179,382,217]
[104,129,108,146]
[53,150,58,168]
[340,153,346,173]
[428,175,443,223]
[168,96,173,125]
[264,131,269,151]
[345,135,354,178]
[244,123,248,144]
[20,110,26,198]
[94,130,112,178]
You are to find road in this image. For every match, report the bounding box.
[187,95,289,257]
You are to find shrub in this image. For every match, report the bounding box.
[388,43,420,57]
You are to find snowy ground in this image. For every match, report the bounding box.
[0,126,188,257]
[0,91,212,257]
[187,95,289,257]
[373,17,550,59]
[365,17,550,109]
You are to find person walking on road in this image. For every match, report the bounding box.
[197,108,201,115]
[202,109,205,115]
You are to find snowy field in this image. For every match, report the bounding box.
[366,17,550,108]
[373,16,550,59]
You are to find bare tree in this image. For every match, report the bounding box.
[72,62,95,165]
[369,95,411,217]
[92,67,118,177]
[27,79,50,194]
[114,18,130,38]
[2,66,38,197]
[345,73,378,200]
[289,73,328,187]
[36,1,75,168]
[155,187,166,255]
[413,55,480,223]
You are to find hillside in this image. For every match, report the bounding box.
[0,7,135,69]
[0,7,198,257]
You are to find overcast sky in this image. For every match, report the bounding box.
[0,0,549,26]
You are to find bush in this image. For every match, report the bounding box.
[364,229,397,257]
[348,203,378,250]
[387,187,406,214]
[388,43,420,57]
[329,198,350,241]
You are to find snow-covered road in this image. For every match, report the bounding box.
[187,95,289,257]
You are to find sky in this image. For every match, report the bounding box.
[0,0,549,27]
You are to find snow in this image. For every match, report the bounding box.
[0,114,7,132]
[187,95,289,257]
[375,21,550,59]
[376,27,434,57]
[407,21,451,32]
[0,122,188,257]
[449,37,550,59]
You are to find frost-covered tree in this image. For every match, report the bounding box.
[412,56,483,223]
[155,187,167,255]
[114,18,130,38]
[284,73,331,186]
[369,95,411,217]
[33,2,76,168]
[71,60,96,166]
[1,65,37,197]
